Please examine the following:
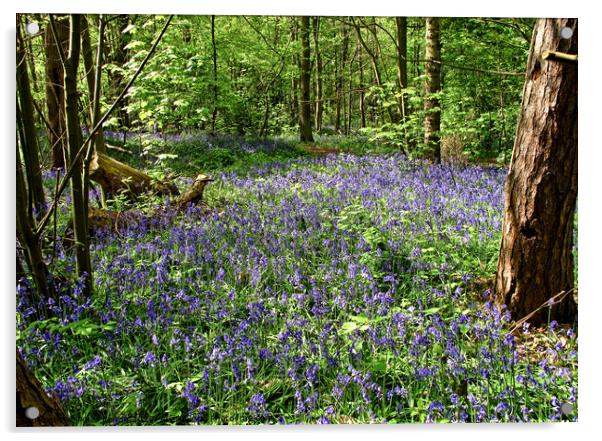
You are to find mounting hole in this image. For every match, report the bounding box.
[560,27,573,39]
[25,22,40,35]
[560,402,573,416]
[24,406,40,419]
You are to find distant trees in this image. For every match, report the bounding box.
[28,15,525,154]
[495,18,578,326]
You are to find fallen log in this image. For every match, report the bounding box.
[89,152,179,201]
[65,174,214,240]
[172,174,214,211]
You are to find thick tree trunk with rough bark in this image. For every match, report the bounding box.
[424,17,441,162]
[299,16,314,142]
[495,18,578,326]
[17,349,70,426]
[44,15,69,169]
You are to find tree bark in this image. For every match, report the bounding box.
[299,16,314,142]
[16,349,70,426]
[17,17,46,219]
[358,43,366,129]
[495,18,578,326]
[424,17,442,162]
[289,18,299,125]
[395,17,409,120]
[16,139,49,303]
[64,14,93,297]
[107,15,131,131]
[335,23,349,134]
[81,15,107,154]
[44,14,69,169]
[211,15,218,134]
[312,17,323,133]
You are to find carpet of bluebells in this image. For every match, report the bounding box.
[16,152,578,425]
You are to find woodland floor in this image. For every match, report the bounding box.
[17,138,577,425]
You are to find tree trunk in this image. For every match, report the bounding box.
[289,18,299,125]
[16,140,49,303]
[81,15,107,154]
[352,18,399,125]
[17,17,46,219]
[312,17,323,133]
[64,14,93,297]
[395,17,409,120]
[211,15,218,133]
[335,23,349,134]
[107,15,131,130]
[358,43,366,129]
[299,16,314,142]
[424,17,442,162]
[44,14,69,169]
[495,18,578,326]
[16,349,70,426]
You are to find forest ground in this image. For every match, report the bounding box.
[16,133,578,425]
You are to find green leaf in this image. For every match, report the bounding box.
[341,322,359,334]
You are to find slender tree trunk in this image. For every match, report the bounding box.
[107,15,131,131]
[395,17,409,120]
[44,14,69,169]
[64,15,93,296]
[346,50,353,135]
[290,18,299,125]
[352,18,399,124]
[358,43,366,129]
[495,18,578,326]
[16,349,70,426]
[299,16,314,142]
[17,18,46,219]
[424,17,442,162]
[211,15,218,133]
[16,130,49,303]
[335,23,349,134]
[81,15,106,154]
[312,17,323,133]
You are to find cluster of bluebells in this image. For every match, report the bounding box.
[17,153,577,425]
